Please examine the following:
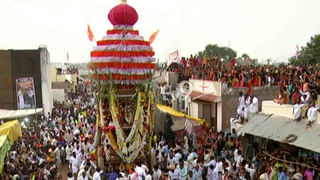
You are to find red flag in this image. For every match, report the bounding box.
[149,29,159,44]
[231,57,236,66]
[87,24,94,41]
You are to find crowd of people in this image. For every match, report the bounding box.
[2,62,320,180]
[167,55,320,125]
[117,127,320,180]
[166,56,320,93]
[3,81,100,179]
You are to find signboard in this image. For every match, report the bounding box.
[169,50,180,63]
[189,79,222,97]
[16,77,36,109]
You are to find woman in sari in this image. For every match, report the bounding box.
[274,88,285,104]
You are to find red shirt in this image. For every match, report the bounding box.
[248,79,253,95]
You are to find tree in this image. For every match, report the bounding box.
[290,34,320,64]
[241,53,250,60]
[197,44,237,61]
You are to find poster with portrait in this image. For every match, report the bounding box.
[16,77,36,109]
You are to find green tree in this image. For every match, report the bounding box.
[197,44,237,61]
[290,34,320,64]
[241,53,250,60]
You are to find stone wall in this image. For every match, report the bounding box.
[221,86,280,130]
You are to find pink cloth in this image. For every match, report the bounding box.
[304,170,313,180]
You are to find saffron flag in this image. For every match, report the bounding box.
[149,29,159,44]
[87,24,94,41]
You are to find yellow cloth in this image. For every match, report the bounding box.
[0,120,22,144]
[156,104,207,126]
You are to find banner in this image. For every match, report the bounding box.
[169,50,180,63]
[16,77,36,109]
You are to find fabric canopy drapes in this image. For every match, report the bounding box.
[0,120,22,144]
[156,104,208,126]
[0,135,11,173]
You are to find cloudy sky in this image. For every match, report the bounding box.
[0,0,319,63]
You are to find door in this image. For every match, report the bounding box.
[203,104,211,125]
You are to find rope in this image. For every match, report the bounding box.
[262,151,320,171]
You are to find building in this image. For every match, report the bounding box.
[235,100,320,159]
[188,79,279,132]
[188,79,222,130]
[0,47,52,115]
[51,63,79,102]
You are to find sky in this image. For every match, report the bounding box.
[0,0,320,64]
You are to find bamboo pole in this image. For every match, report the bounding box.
[262,151,320,171]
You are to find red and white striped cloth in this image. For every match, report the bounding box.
[90,28,155,85]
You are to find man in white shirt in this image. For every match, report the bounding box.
[66,144,72,162]
[76,149,85,165]
[234,149,243,168]
[167,151,176,167]
[300,90,310,104]
[237,92,245,120]
[65,130,73,145]
[204,156,216,169]
[135,162,146,180]
[54,145,62,168]
[293,99,305,121]
[245,162,256,180]
[93,167,102,180]
[249,95,258,120]
[307,102,319,127]
[78,166,89,180]
[171,164,182,180]
[206,165,216,180]
[153,165,162,180]
[69,152,79,175]
[244,94,251,121]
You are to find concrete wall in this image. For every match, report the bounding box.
[154,107,166,133]
[52,89,65,102]
[0,48,53,113]
[221,86,280,130]
[40,47,53,115]
[166,72,178,89]
[0,51,14,109]
[11,50,42,109]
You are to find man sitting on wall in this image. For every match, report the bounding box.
[307,102,319,128]
[293,98,305,121]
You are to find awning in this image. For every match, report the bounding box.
[0,120,22,144]
[171,117,200,131]
[238,113,320,153]
[156,104,207,126]
[189,91,218,103]
[0,108,43,119]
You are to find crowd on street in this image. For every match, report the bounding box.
[2,66,320,180]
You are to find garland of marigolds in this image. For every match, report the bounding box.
[101,87,154,164]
